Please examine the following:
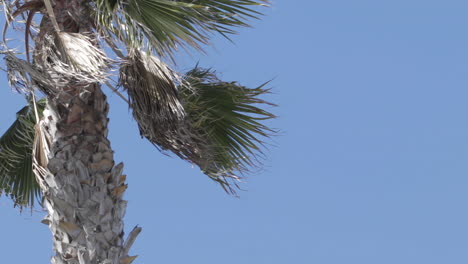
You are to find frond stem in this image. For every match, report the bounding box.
[105,81,130,104]
[43,0,60,32]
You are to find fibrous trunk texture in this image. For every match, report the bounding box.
[37,84,138,264]
[32,1,140,263]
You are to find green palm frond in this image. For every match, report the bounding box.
[179,67,276,193]
[120,61,275,193]
[94,0,268,57]
[0,98,46,208]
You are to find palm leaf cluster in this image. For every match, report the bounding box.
[0,0,274,207]
[0,98,45,207]
[179,67,276,193]
[95,0,268,56]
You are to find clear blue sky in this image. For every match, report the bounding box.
[1,1,468,263]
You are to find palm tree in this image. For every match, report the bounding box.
[0,0,275,263]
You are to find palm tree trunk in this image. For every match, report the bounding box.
[39,85,139,264]
[33,2,140,263]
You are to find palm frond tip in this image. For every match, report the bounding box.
[179,67,276,193]
[0,98,46,208]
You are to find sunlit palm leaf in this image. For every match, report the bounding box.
[0,98,46,208]
[179,67,276,193]
[95,0,268,57]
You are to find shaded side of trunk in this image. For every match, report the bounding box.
[37,83,139,264]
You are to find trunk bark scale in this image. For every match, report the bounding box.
[38,85,138,264]
[32,1,141,263]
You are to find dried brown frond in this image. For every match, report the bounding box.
[3,51,56,93]
[32,119,51,190]
[119,49,185,136]
[34,32,111,86]
[118,50,211,171]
